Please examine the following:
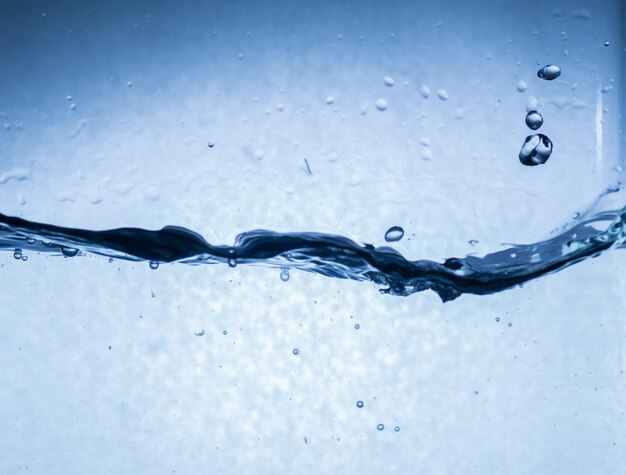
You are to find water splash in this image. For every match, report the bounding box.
[1,201,626,302]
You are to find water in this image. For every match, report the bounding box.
[1,1,625,474]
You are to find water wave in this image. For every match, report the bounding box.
[1,204,625,301]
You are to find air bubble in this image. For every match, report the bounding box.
[208,141,215,148]
[383,76,395,87]
[394,426,400,432]
[519,134,553,166]
[537,64,561,80]
[516,80,527,92]
[375,98,388,111]
[384,226,404,242]
[61,247,79,257]
[436,89,449,101]
[228,258,237,268]
[354,323,360,330]
[604,41,610,47]
[280,268,290,282]
[292,348,299,355]
[21,255,28,261]
[13,249,22,260]
[149,261,159,270]
[525,111,543,130]
[26,237,36,244]
[356,401,364,408]
[377,424,385,431]
[420,84,431,98]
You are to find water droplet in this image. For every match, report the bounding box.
[516,80,527,92]
[604,41,610,47]
[537,64,561,80]
[13,249,22,260]
[375,98,388,111]
[26,237,36,244]
[383,76,395,87]
[394,426,400,432]
[208,141,215,148]
[436,89,449,101]
[519,134,553,166]
[377,424,385,431]
[280,268,290,282]
[384,226,404,242]
[356,401,364,408]
[292,348,299,355]
[354,323,360,330]
[525,110,543,130]
[61,247,79,257]
[228,258,237,268]
[149,261,159,270]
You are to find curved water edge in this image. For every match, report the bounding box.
[1,205,625,302]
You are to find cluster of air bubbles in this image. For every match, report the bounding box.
[280,268,290,282]
[384,226,404,242]
[517,65,559,166]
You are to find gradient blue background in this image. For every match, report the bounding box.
[0,1,625,474]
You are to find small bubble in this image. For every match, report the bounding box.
[537,64,561,80]
[149,261,159,270]
[508,322,513,327]
[13,249,22,260]
[420,84,431,98]
[394,426,400,432]
[375,98,388,111]
[356,401,364,408]
[208,141,215,148]
[604,41,610,47]
[228,258,237,268]
[194,330,205,337]
[384,226,404,242]
[377,424,385,431]
[26,237,36,244]
[436,89,449,101]
[495,317,500,322]
[525,110,543,130]
[519,133,553,166]
[61,247,79,257]
[292,348,299,355]
[354,323,360,330]
[280,268,290,282]
[21,255,28,261]
[223,330,227,335]
[383,76,395,87]
[325,96,336,105]
[108,257,114,263]
[516,80,527,92]
[474,390,479,395]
